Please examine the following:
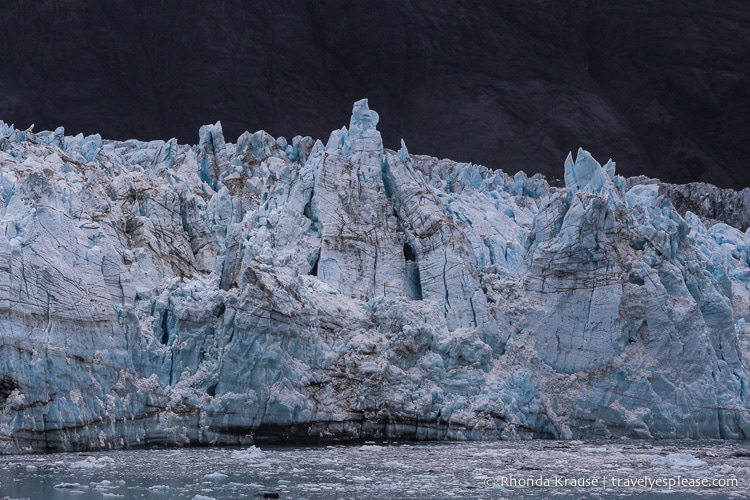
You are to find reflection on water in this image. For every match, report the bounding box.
[1,440,749,499]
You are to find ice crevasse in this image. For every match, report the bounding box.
[1,100,750,453]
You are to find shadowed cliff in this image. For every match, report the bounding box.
[0,0,748,187]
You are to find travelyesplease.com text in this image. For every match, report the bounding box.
[484,475,738,490]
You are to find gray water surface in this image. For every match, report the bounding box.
[2,440,749,499]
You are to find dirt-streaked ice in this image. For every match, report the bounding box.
[1,100,749,453]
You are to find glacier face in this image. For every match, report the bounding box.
[1,100,750,454]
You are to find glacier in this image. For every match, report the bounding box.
[1,100,750,454]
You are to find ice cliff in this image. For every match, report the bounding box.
[1,100,750,454]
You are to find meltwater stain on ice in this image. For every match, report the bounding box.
[1,440,750,499]
[1,100,750,451]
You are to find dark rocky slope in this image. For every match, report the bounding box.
[0,0,748,187]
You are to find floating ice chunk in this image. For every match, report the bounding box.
[230,446,266,460]
[357,445,384,452]
[91,480,122,498]
[203,472,229,481]
[192,496,217,500]
[646,453,707,468]
[248,459,279,468]
[70,456,115,469]
[473,451,509,458]
[580,447,610,453]
[711,464,735,473]
[54,482,87,489]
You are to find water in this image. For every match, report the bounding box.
[1,440,749,499]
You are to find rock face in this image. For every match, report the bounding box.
[0,1,748,188]
[1,101,750,454]
[658,182,750,233]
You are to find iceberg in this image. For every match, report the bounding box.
[1,99,749,454]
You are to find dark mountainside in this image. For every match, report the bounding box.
[1,0,748,188]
